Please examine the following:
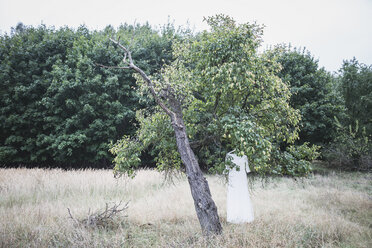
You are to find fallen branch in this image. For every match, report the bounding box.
[67,201,129,229]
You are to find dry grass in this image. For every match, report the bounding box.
[0,168,371,247]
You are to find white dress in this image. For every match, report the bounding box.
[226,151,254,223]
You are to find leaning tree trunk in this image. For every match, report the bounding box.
[170,110,222,235]
[106,38,222,235]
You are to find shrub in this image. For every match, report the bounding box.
[323,118,371,171]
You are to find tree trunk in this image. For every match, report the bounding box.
[170,112,222,235]
[131,62,222,235]
[104,40,222,234]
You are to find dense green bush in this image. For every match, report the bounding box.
[323,59,372,171]
[0,23,176,167]
[339,58,372,134]
[324,119,371,171]
[276,47,344,145]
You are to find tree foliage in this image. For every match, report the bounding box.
[323,59,372,170]
[0,23,176,166]
[110,15,318,178]
[339,58,372,134]
[275,47,344,145]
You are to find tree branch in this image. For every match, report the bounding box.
[109,38,175,118]
[95,63,130,69]
[109,38,133,66]
[131,64,175,117]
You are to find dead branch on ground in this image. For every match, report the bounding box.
[67,201,129,229]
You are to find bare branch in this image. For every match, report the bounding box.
[109,38,133,65]
[95,63,130,70]
[123,53,127,64]
[109,37,175,117]
[67,201,129,229]
[67,208,74,220]
[132,64,175,117]
[67,208,79,225]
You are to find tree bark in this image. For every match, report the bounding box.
[132,63,223,235]
[170,110,222,235]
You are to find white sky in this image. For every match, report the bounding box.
[1,0,371,72]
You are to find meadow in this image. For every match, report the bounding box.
[0,167,371,247]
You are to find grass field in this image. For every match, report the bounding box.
[0,167,371,247]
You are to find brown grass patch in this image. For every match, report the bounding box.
[0,168,371,247]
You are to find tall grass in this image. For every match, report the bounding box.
[0,168,371,247]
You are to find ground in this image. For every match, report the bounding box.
[0,167,371,247]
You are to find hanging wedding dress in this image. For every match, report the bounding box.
[226,151,254,223]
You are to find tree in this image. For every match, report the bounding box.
[323,58,372,170]
[275,47,343,145]
[107,33,223,236]
[339,58,372,134]
[109,15,315,234]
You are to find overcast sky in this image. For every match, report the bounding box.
[1,0,371,72]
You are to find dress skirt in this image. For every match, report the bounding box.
[226,152,254,223]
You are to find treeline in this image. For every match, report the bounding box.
[0,23,370,170]
[0,23,180,168]
[277,49,371,170]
